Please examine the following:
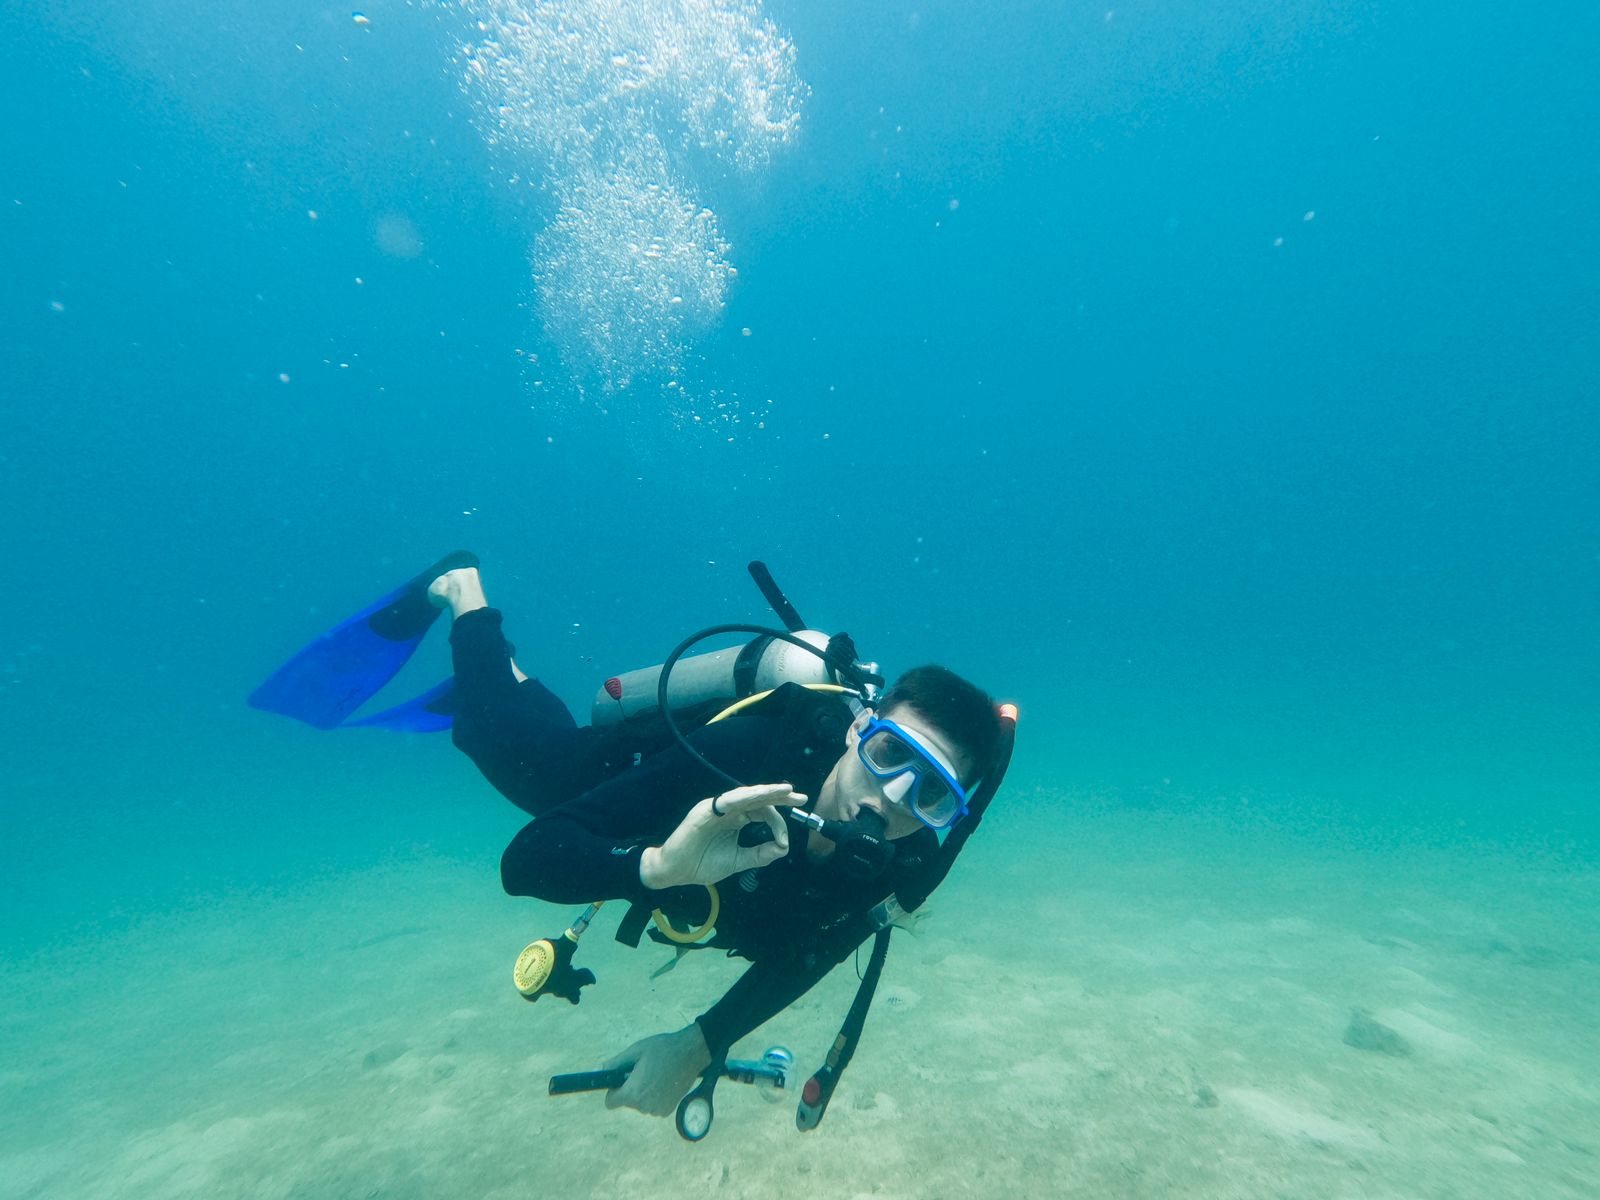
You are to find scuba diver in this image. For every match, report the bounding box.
[249,551,1015,1133]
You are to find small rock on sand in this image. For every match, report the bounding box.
[1343,1007,1411,1056]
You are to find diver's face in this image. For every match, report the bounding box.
[816,705,971,842]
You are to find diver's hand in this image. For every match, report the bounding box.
[639,783,802,890]
[602,1024,713,1117]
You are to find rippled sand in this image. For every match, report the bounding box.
[5,798,1596,1198]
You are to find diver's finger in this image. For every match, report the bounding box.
[606,1078,671,1116]
[754,835,788,866]
[716,783,790,809]
[718,783,806,814]
[754,806,788,857]
[601,1041,645,1071]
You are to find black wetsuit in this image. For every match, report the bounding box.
[449,608,937,1056]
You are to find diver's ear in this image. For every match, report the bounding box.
[845,710,872,746]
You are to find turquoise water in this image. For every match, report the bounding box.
[3,3,1596,1195]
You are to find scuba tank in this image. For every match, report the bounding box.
[590,629,836,727]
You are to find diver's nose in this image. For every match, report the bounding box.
[879,773,915,807]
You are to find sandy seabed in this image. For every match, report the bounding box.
[4,796,1596,1199]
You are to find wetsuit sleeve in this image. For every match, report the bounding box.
[694,927,874,1059]
[694,830,937,1056]
[499,715,778,904]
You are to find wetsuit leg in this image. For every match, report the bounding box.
[448,607,601,816]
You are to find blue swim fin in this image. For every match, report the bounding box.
[344,677,456,733]
[248,551,476,730]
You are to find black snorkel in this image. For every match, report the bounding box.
[895,703,1017,911]
[794,704,1017,1132]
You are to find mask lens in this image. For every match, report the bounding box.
[912,775,957,824]
[862,729,917,772]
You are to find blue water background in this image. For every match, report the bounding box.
[2,1,1595,941]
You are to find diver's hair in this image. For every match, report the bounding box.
[880,665,1003,786]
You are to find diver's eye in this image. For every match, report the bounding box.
[914,775,955,816]
[863,731,916,771]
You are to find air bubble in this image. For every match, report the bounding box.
[455,0,807,395]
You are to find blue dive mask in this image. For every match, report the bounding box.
[856,717,969,830]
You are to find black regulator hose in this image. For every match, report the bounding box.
[656,622,845,792]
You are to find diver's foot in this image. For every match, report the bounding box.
[428,564,488,619]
